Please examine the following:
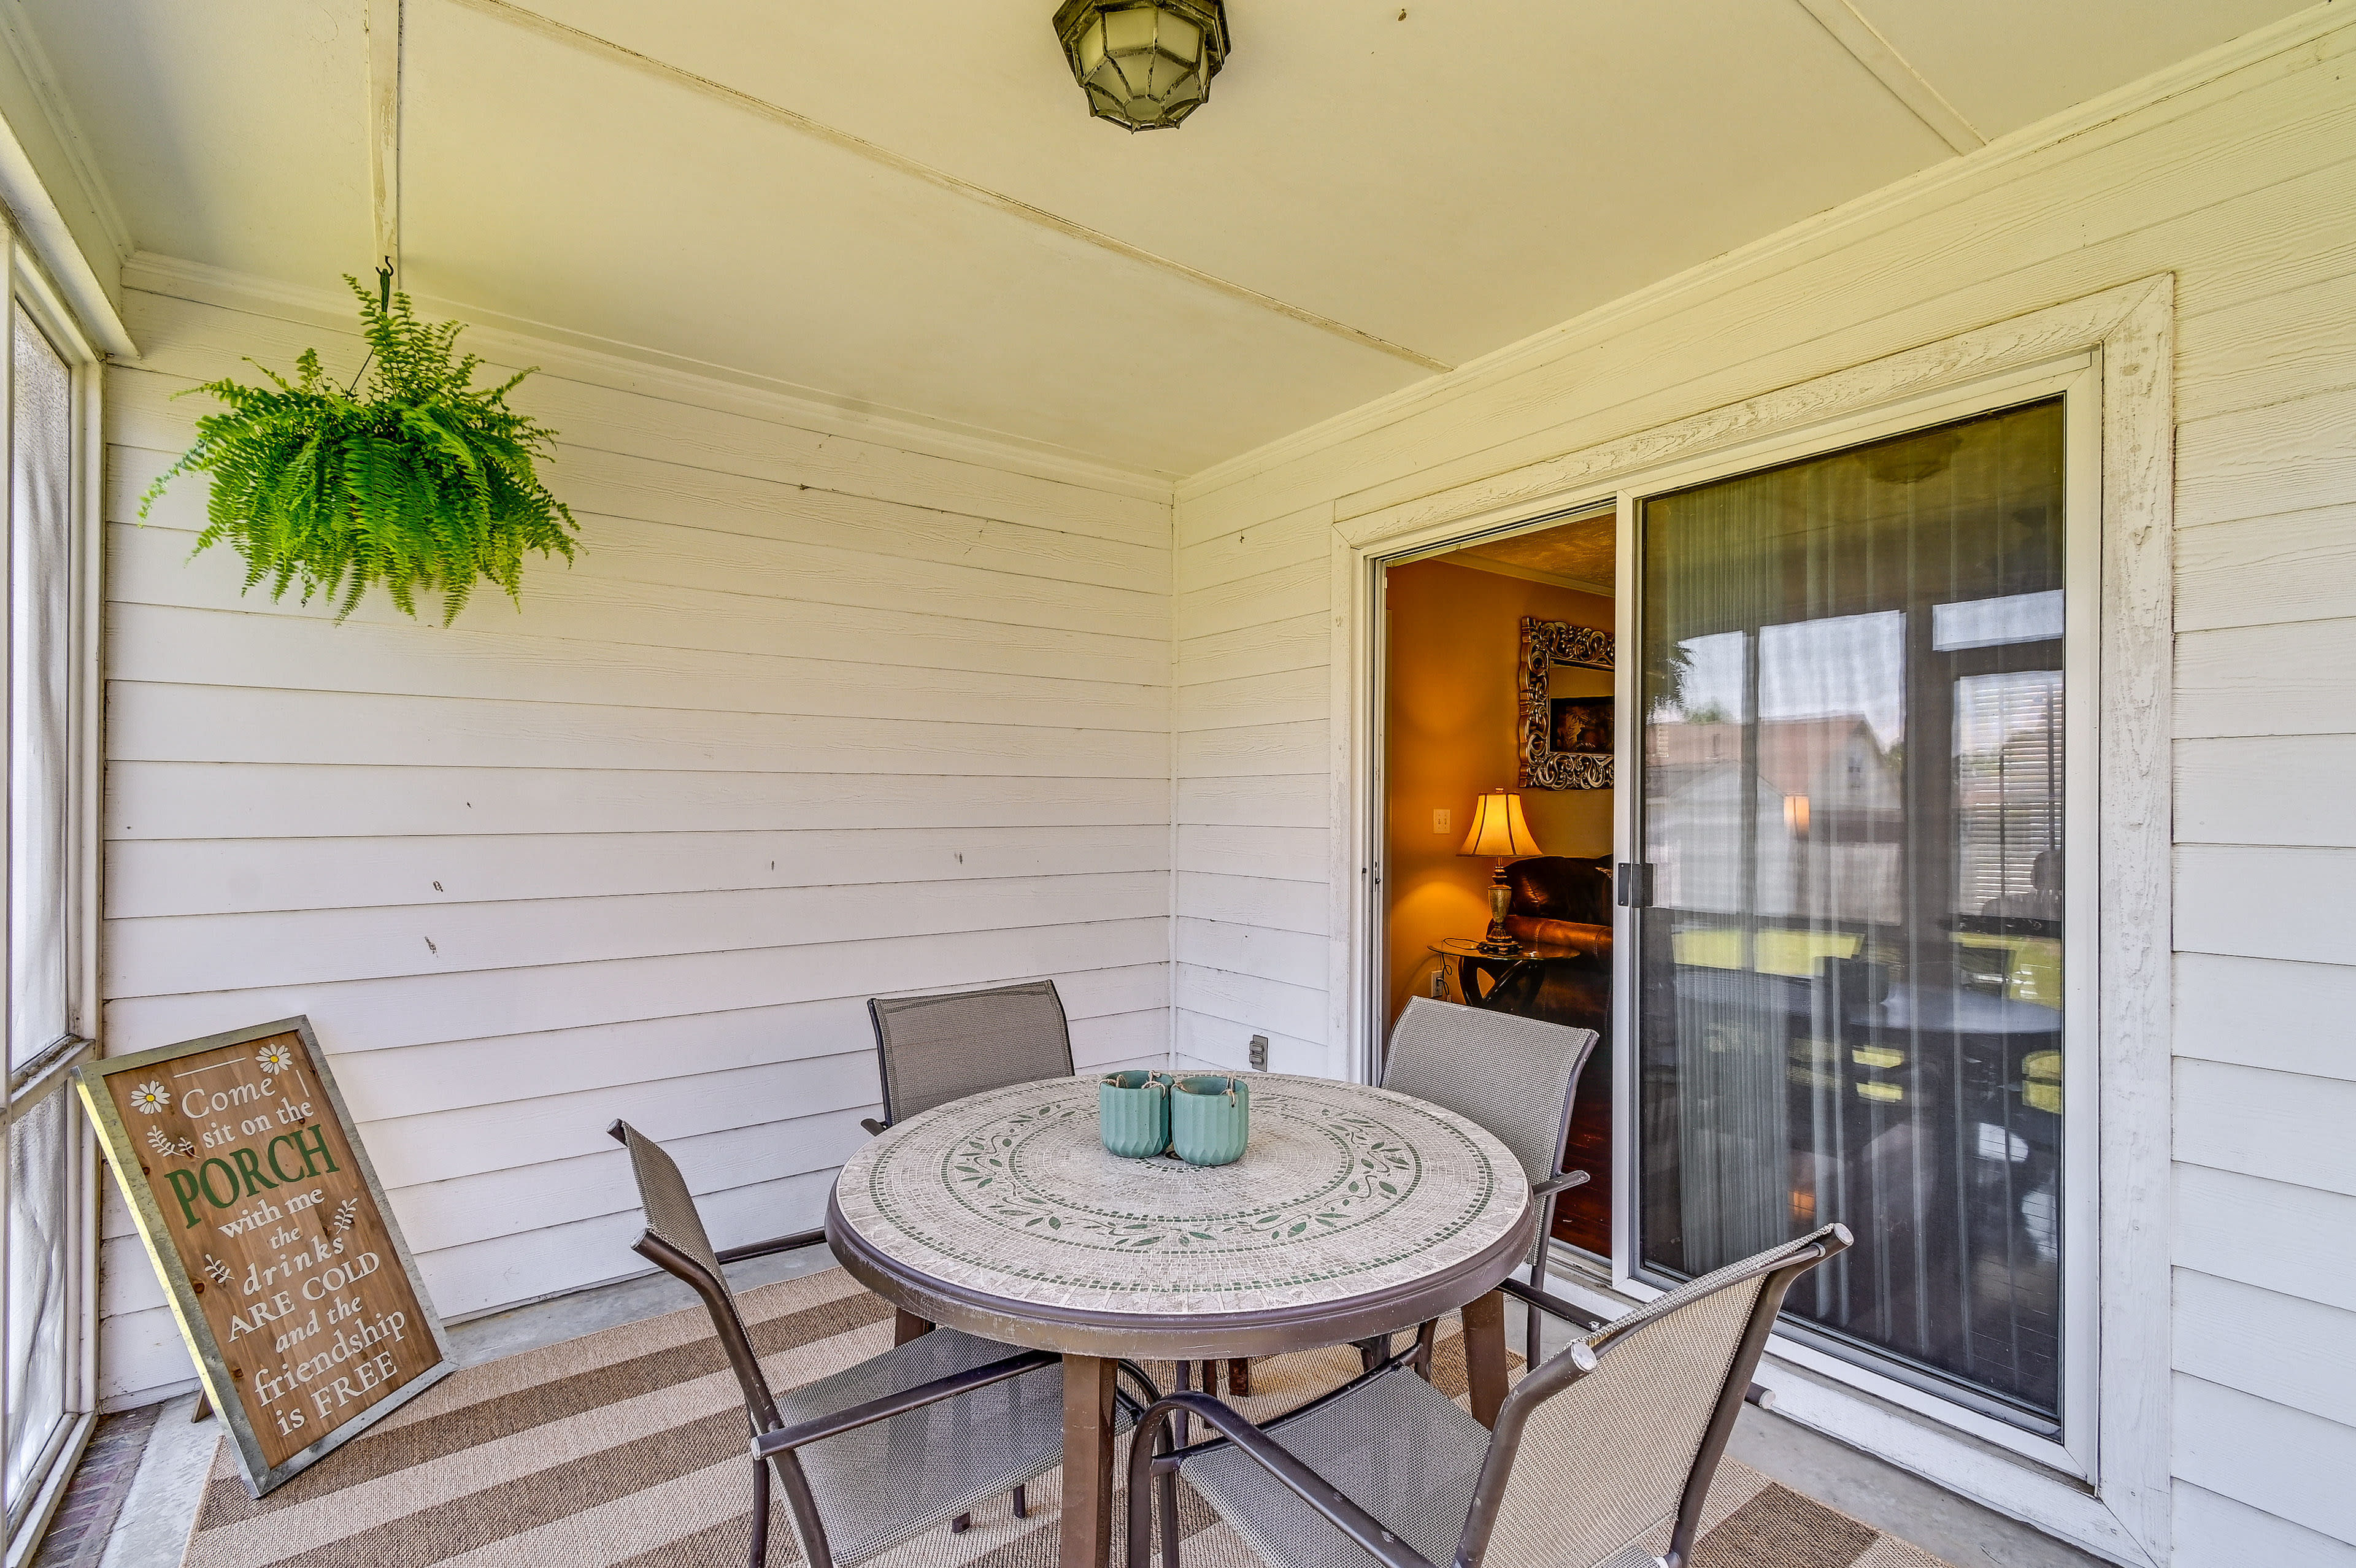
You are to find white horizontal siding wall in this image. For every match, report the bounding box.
[96,280,1174,1408]
[1171,12,2356,1562]
[1171,504,1336,1076]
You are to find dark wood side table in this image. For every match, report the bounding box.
[828,1073,1536,1568]
[1430,933,1603,1005]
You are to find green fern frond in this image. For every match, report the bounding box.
[137,274,580,624]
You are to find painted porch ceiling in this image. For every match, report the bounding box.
[22,0,2306,476]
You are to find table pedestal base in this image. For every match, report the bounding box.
[1062,1355,1117,1568]
[1462,1290,1509,1429]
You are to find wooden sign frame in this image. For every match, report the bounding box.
[75,1017,453,1495]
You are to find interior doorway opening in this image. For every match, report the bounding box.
[1379,507,1617,1256]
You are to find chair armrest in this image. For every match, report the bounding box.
[1498,1275,1609,1335]
[714,1228,829,1266]
[1531,1170,1590,1199]
[754,1347,1059,1459]
[859,1116,889,1136]
[1128,1391,1442,1568]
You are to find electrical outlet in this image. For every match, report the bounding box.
[1249,1034,1269,1071]
[1432,807,1452,834]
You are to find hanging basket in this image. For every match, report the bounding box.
[141,271,580,624]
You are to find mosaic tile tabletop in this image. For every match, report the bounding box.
[833,1074,1530,1317]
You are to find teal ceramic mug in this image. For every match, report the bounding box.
[1098,1070,1171,1158]
[1171,1075,1250,1167]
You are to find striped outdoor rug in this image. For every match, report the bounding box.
[180,1267,1949,1568]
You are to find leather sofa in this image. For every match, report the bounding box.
[1486,855,1613,1034]
[1503,854,1613,956]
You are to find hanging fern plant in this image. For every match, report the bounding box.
[141,271,580,624]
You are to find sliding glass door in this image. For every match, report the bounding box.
[1633,399,2071,1431]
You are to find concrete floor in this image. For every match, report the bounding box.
[1724,1407,2112,1568]
[88,1243,2106,1568]
[94,1395,214,1568]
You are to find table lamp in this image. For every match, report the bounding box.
[1460,788,1545,955]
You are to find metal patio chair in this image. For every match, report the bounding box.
[1196,999,1603,1409]
[1128,1225,1851,1568]
[860,978,1076,1135]
[1383,996,1600,1369]
[608,1119,1153,1568]
[857,977,1085,1528]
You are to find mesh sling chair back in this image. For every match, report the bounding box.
[609,1120,1141,1568]
[861,978,1076,1135]
[1128,1224,1852,1568]
[1384,996,1600,1365]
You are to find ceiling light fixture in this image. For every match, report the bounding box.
[1052,0,1229,131]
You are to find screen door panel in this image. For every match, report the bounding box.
[2,301,90,1543]
[1634,399,2067,1426]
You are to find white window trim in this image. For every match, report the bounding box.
[0,222,105,1568]
[1331,277,2174,1567]
[10,225,104,1058]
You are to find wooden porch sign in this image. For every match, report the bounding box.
[75,1017,453,1495]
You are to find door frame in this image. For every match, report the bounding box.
[1331,277,2174,1566]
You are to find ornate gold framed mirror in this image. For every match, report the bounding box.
[1518,617,1613,790]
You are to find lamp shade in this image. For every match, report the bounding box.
[1459,790,1545,859]
[1053,0,1229,131]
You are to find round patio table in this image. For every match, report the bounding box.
[827,1072,1534,1568]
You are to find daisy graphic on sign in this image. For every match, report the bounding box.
[128,1081,171,1115]
[255,1042,296,1075]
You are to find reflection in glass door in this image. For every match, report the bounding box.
[1634,399,2068,1429]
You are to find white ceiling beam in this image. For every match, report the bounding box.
[445,0,1452,375]
[0,0,133,352]
[1790,0,1986,155]
[366,0,401,275]
[0,104,130,355]
[0,0,129,263]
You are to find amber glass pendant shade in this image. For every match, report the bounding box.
[1053,0,1230,131]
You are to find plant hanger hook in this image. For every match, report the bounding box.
[347,258,399,394]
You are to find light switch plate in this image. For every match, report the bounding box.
[1432,808,1452,834]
